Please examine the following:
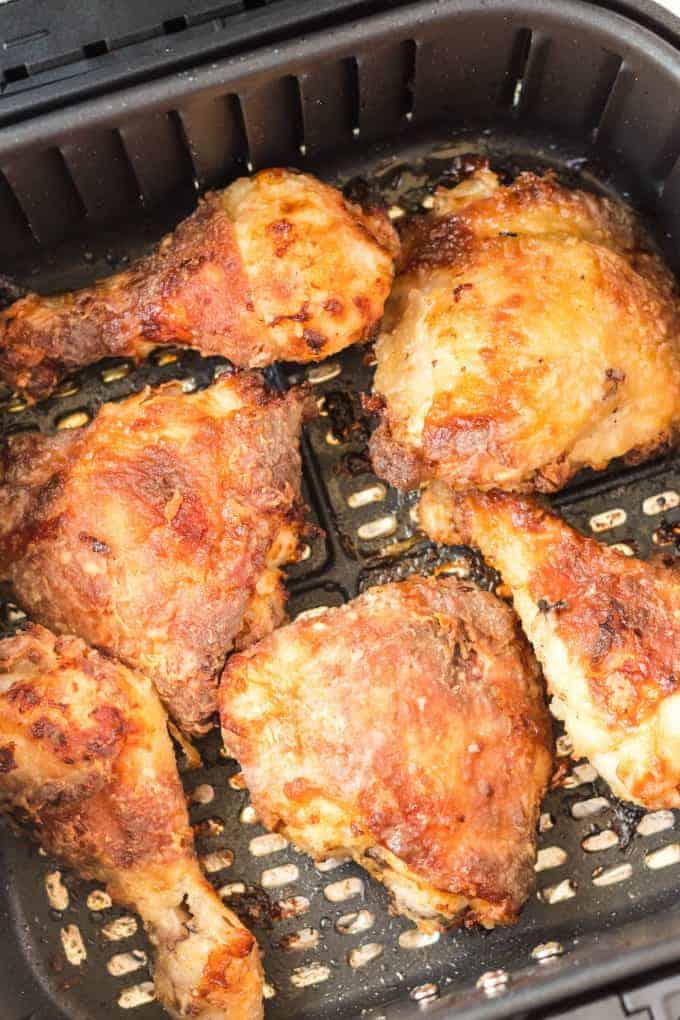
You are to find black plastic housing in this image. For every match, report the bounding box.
[1,2,680,1020]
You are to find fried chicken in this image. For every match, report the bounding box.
[0,623,263,1020]
[0,372,311,733]
[0,168,398,401]
[370,165,680,492]
[420,483,680,809]
[220,575,553,930]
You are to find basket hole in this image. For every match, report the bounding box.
[476,969,509,995]
[307,362,341,384]
[410,983,439,1002]
[637,810,675,837]
[240,804,259,825]
[589,508,626,533]
[609,542,634,557]
[273,895,310,920]
[653,523,680,546]
[398,929,439,949]
[582,829,619,853]
[562,763,598,788]
[357,515,397,541]
[60,924,87,965]
[279,927,319,952]
[102,916,138,941]
[643,491,679,515]
[540,879,576,904]
[324,876,364,903]
[3,603,26,624]
[261,863,299,888]
[193,815,225,839]
[118,982,155,1009]
[532,941,564,962]
[107,950,148,977]
[52,381,80,398]
[290,963,331,988]
[191,783,214,805]
[56,410,90,431]
[348,942,383,968]
[571,797,609,820]
[592,862,632,886]
[539,812,555,833]
[336,908,374,935]
[229,772,247,790]
[347,484,386,509]
[535,846,567,873]
[218,881,246,898]
[45,871,69,911]
[316,854,351,872]
[87,889,112,911]
[152,349,179,366]
[101,363,130,384]
[435,556,472,580]
[555,734,573,757]
[645,843,680,870]
[249,832,288,857]
[200,849,234,874]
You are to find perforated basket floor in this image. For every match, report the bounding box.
[2,131,680,1020]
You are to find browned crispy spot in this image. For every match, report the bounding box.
[302,328,327,353]
[0,743,16,773]
[324,297,344,316]
[266,218,295,257]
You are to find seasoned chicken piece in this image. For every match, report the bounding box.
[0,168,398,401]
[220,575,552,929]
[420,483,680,809]
[0,372,311,733]
[0,623,262,1020]
[370,165,680,492]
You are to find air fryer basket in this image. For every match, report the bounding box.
[2,2,680,1019]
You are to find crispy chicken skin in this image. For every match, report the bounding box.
[370,165,680,492]
[0,168,398,401]
[0,623,263,1020]
[0,373,311,733]
[420,483,680,809]
[220,575,553,929]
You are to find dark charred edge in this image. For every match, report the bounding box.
[0,274,27,311]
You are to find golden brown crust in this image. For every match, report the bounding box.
[371,166,680,493]
[0,623,263,1020]
[420,484,680,809]
[0,168,397,401]
[0,373,310,733]
[220,575,553,928]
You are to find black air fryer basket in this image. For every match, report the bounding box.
[2,1,680,1018]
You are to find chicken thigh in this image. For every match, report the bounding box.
[420,483,680,809]
[0,168,398,401]
[370,166,680,492]
[0,623,262,1020]
[0,372,311,733]
[220,575,553,930]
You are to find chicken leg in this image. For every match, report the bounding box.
[0,623,263,1020]
[0,168,398,402]
[420,482,680,809]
